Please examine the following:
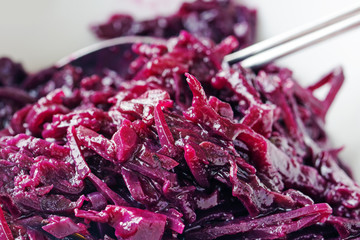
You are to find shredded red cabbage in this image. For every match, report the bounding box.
[0,0,358,239]
[91,0,256,48]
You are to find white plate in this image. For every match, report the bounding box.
[0,0,359,180]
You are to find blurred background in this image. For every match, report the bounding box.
[0,0,359,179]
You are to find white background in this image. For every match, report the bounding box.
[0,0,359,179]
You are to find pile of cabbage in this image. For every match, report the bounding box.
[0,1,359,239]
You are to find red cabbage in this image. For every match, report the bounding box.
[42,216,88,238]
[92,0,256,48]
[0,206,13,240]
[0,0,358,239]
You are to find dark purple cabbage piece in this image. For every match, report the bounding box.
[0,57,31,130]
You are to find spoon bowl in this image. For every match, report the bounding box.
[56,36,165,75]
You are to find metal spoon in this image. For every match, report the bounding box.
[56,3,360,71]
